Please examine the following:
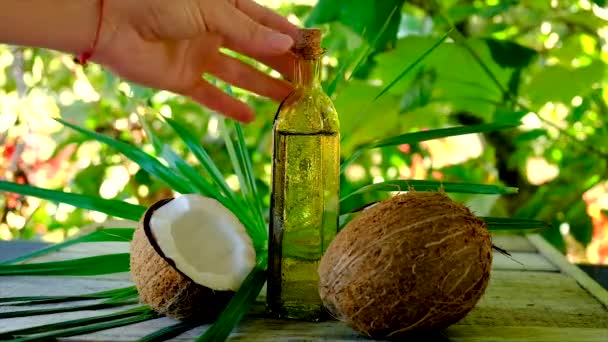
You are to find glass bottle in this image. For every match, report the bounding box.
[267,28,340,321]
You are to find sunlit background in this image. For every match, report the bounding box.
[1,0,607,265]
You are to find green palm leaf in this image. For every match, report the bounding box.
[0,286,136,305]
[0,301,137,319]
[340,180,517,214]
[482,217,551,231]
[160,145,221,199]
[138,111,167,156]
[160,144,258,233]
[0,253,129,276]
[233,122,267,236]
[326,6,399,96]
[196,261,267,342]
[372,29,453,103]
[9,310,158,342]
[0,181,145,223]
[164,117,235,201]
[219,118,267,245]
[182,86,270,342]
[102,290,140,304]
[343,29,452,140]
[56,118,196,195]
[341,121,521,173]
[369,122,520,149]
[0,306,150,340]
[1,228,134,265]
[139,321,202,342]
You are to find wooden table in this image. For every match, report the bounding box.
[1,232,608,341]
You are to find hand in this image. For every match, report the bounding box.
[95,0,300,122]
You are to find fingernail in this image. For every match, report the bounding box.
[239,108,255,123]
[267,32,293,52]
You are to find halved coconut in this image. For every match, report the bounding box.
[130,194,256,322]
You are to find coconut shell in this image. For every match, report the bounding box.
[130,198,234,322]
[318,191,492,338]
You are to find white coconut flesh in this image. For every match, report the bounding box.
[147,194,256,292]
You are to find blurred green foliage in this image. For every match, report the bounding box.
[1,0,607,263]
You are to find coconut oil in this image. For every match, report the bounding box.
[267,28,340,321]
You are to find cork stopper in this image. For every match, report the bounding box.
[292,28,324,59]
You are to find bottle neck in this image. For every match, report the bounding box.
[293,56,321,87]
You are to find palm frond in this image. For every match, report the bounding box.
[0,286,136,305]
[372,123,520,148]
[341,121,521,173]
[164,117,235,201]
[372,28,453,102]
[0,301,137,319]
[343,29,452,140]
[139,321,202,342]
[57,118,196,194]
[159,143,258,233]
[0,306,150,340]
[219,118,267,246]
[326,6,399,96]
[233,122,267,236]
[340,180,518,215]
[1,228,134,265]
[9,309,159,342]
[138,111,167,156]
[160,145,221,199]
[193,86,269,341]
[0,181,145,223]
[0,253,129,276]
[483,217,551,231]
[195,262,267,342]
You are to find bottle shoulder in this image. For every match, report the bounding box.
[274,86,340,134]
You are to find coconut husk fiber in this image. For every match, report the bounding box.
[130,198,234,322]
[318,191,492,339]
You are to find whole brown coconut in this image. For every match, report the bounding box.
[318,191,492,338]
[130,196,256,322]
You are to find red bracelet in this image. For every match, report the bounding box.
[74,0,105,67]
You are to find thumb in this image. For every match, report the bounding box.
[206,1,294,56]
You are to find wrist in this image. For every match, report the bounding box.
[0,0,104,57]
[74,0,106,65]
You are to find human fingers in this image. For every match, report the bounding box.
[183,80,255,122]
[233,0,299,38]
[222,40,296,81]
[203,1,293,56]
[207,53,292,102]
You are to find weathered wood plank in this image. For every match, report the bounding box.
[461,271,608,329]
[446,326,608,342]
[0,306,141,336]
[2,270,597,342]
[13,241,557,272]
[61,289,608,342]
[528,234,608,309]
[15,235,538,263]
[63,317,370,342]
[60,321,608,342]
[2,235,607,341]
[491,251,558,272]
[0,241,49,263]
[491,234,537,253]
[20,242,131,264]
[5,242,132,281]
[63,324,608,342]
[0,276,133,298]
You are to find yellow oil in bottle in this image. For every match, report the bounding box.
[267,28,340,321]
